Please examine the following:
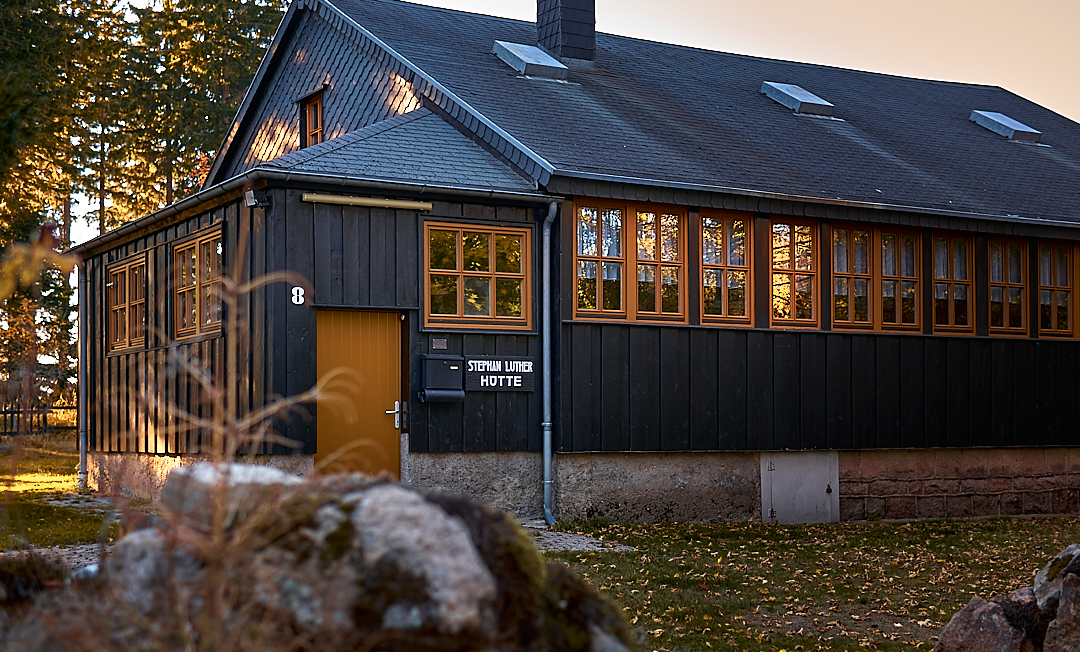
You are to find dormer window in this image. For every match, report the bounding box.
[302,93,323,148]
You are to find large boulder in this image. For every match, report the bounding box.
[3,463,636,652]
[1034,544,1080,614]
[933,595,1027,652]
[1044,574,1080,652]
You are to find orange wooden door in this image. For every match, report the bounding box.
[315,310,401,477]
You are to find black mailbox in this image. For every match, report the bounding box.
[420,354,465,402]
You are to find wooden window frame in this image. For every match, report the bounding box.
[107,256,147,351]
[573,200,688,323]
[770,219,818,327]
[173,230,222,339]
[830,225,921,332]
[1037,242,1075,337]
[423,221,532,330]
[302,93,323,148]
[699,211,752,324]
[931,234,975,333]
[988,238,1028,336]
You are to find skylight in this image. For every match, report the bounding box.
[760,81,834,117]
[969,111,1042,143]
[493,41,568,81]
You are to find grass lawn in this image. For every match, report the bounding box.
[545,517,1080,652]
[0,433,115,549]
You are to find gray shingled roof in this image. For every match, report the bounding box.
[329,0,1080,223]
[259,108,536,192]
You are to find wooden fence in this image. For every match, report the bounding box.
[0,404,75,436]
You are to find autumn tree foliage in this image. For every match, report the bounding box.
[0,0,284,405]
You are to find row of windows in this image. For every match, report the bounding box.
[569,202,1078,337]
[108,231,223,352]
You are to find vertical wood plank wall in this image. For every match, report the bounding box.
[558,324,1080,452]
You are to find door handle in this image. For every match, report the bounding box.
[385,400,400,429]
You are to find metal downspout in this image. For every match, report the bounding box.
[542,201,558,526]
[77,264,88,491]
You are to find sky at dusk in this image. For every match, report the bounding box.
[413,0,1080,124]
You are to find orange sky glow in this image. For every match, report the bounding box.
[412,0,1080,123]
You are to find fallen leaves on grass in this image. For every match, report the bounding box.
[544,517,1080,652]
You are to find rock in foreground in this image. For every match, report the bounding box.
[934,544,1080,652]
[3,463,635,652]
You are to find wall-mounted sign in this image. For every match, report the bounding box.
[464,356,535,392]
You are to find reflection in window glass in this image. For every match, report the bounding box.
[637,264,655,313]
[660,213,680,262]
[578,261,597,310]
[989,240,1025,331]
[464,277,489,316]
[430,275,457,314]
[494,235,521,273]
[772,222,814,323]
[661,266,680,313]
[637,212,656,260]
[852,230,868,275]
[932,236,972,329]
[427,225,529,325]
[602,262,622,311]
[701,216,749,321]
[430,230,457,270]
[1039,244,1072,334]
[601,209,622,257]
[578,208,597,257]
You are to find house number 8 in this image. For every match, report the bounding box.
[291,287,305,305]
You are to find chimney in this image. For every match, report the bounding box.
[537,0,595,60]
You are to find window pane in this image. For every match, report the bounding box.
[901,281,917,324]
[116,271,127,303]
[703,269,722,315]
[463,232,489,272]
[464,276,490,316]
[772,273,791,320]
[1058,291,1070,331]
[852,230,868,275]
[952,240,968,281]
[934,238,948,279]
[577,261,597,309]
[954,284,969,326]
[935,283,949,325]
[1008,244,1022,284]
[729,220,746,266]
[772,223,790,270]
[661,266,679,313]
[990,285,1004,328]
[131,266,144,301]
[203,286,218,325]
[702,217,722,265]
[116,306,126,343]
[1040,246,1052,286]
[430,230,457,270]
[1057,247,1070,287]
[882,279,896,324]
[131,302,144,340]
[602,262,622,311]
[660,213,680,262]
[578,207,598,257]
[901,235,917,278]
[834,277,849,321]
[853,277,868,323]
[1008,287,1023,329]
[637,264,656,313]
[495,279,522,317]
[990,242,1004,284]
[795,274,814,319]
[882,233,897,277]
[494,235,522,273]
[637,211,656,261]
[728,271,746,317]
[601,209,622,257]
[795,225,813,271]
[188,290,197,330]
[833,229,849,275]
[1041,289,1053,330]
[203,237,222,281]
[430,275,458,314]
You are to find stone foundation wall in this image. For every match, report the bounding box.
[554,452,760,522]
[401,450,544,520]
[89,452,313,500]
[838,448,1080,521]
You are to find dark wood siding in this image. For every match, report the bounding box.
[557,324,1080,452]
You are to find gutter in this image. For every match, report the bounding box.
[68,168,552,257]
[550,169,1080,231]
[541,200,558,526]
[77,265,88,491]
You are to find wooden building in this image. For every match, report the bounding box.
[72,0,1080,522]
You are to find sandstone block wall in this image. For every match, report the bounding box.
[839,448,1080,521]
